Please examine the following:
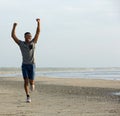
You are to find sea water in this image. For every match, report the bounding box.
[0,67,120,80]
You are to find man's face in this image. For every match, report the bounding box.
[25,34,32,42]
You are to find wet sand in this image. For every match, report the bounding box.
[0,77,120,116]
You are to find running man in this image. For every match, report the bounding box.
[11,18,40,103]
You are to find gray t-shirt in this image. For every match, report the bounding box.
[18,40,35,64]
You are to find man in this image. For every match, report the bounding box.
[11,18,40,103]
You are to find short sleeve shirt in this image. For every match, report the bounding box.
[18,40,35,64]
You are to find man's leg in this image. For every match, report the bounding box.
[24,78,29,95]
[22,64,31,102]
[24,78,31,103]
[29,79,35,91]
[28,64,35,91]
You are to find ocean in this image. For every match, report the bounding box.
[0,67,120,80]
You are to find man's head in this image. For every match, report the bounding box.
[24,32,32,43]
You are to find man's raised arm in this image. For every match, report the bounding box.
[11,23,19,44]
[33,18,40,43]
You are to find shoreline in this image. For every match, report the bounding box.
[1,76,119,89]
[1,74,120,81]
[1,67,120,81]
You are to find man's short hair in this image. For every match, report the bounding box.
[24,32,31,36]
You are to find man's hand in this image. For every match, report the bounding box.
[13,23,17,27]
[36,18,40,23]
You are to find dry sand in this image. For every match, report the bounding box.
[0,77,120,116]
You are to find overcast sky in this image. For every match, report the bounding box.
[0,0,120,68]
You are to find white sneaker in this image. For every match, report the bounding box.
[26,97,31,103]
[30,84,35,91]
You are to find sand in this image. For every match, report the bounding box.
[0,77,120,116]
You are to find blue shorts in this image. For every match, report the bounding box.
[21,64,35,80]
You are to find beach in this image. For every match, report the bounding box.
[0,77,120,116]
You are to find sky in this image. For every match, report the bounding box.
[0,0,120,68]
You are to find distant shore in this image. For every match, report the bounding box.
[0,77,120,116]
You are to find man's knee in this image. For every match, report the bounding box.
[24,79,29,85]
[29,80,34,85]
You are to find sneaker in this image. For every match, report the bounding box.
[30,84,35,91]
[26,96,31,103]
